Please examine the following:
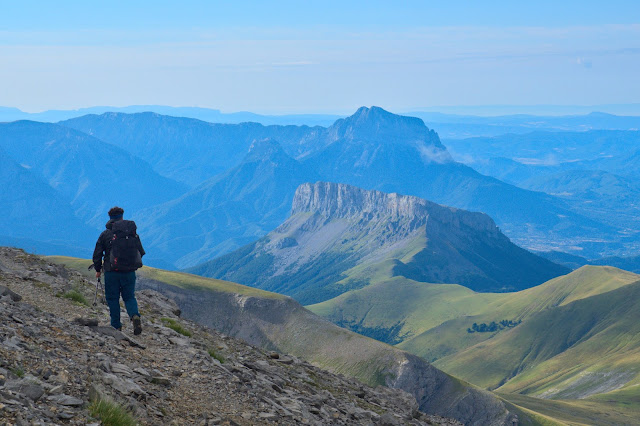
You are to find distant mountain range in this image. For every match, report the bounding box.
[0,121,187,229]
[4,104,640,138]
[447,129,640,255]
[0,146,94,255]
[0,105,343,127]
[189,182,569,303]
[0,105,635,267]
[61,112,320,187]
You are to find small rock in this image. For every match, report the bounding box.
[0,285,22,302]
[258,412,278,420]
[6,380,45,402]
[48,394,84,406]
[376,412,401,426]
[269,352,280,359]
[73,317,99,327]
[111,363,134,377]
[276,356,294,365]
[133,367,151,378]
[151,376,171,386]
[58,412,75,419]
[168,337,189,346]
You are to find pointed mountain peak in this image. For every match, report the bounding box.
[328,106,443,148]
[245,138,287,161]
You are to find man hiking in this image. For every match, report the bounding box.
[93,206,145,335]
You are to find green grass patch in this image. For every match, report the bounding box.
[89,397,137,426]
[32,280,51,289]
[62,289,89,306]
[207,348,225,363]
[161,317,192,337]
[10,366,25,378]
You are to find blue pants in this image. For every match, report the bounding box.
[104,271,140,329]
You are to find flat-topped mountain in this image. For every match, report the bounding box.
[190,182,569,303]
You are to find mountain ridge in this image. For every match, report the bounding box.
[190,182,569,302]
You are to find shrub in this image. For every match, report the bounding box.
[208,348,225,363]
[89,398,137,426]
[10,366,25,378]
[62,289,89,306]
[161,317,192,337]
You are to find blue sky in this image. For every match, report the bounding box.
[1,1,639,114]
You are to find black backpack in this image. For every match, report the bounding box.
[109,220,143,272]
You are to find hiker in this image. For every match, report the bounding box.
[92,206,145,334]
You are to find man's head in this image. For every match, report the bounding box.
[108,206,124,220]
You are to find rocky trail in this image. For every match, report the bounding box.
[0,247,459,425]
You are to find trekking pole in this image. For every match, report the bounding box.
[93,276,102,307]
[88,264,104,307]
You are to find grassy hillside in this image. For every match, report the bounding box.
[312,264,640,415]
[308,276,500,344]
[47,256,284,299]
[435,281,640,394]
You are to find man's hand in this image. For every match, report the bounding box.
[96,271,101,278]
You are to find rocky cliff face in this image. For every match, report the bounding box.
[291,182,499,234]
[0,247,459,425]
[191,182,568,300]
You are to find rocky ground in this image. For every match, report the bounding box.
[0,247,460,425]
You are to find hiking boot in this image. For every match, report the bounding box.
[132,315,142,335]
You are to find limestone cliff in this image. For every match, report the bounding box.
[191,182,569,302]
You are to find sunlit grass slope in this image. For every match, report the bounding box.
[47,256,284,299]
[435,281,640,394]
[308,276,501,344]
[397,266,640,360]
[312,264,640,408]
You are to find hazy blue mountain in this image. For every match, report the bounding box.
[445,130,640,255]
[0,121,187,228]
[520,169,640,229]
[535,250,590,270]
[136,139,320,268]
[299,107,612,257]
[189,182,569,304]
[445,130,640,167]
[61,112,323,186]
[591,255,640,273]
[410,111,640,138]
[56,106,626,260]
[0,147,94,255]
[1,105,342,126]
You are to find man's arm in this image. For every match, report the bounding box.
[92,233,104,275]
[137,235,146,257]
